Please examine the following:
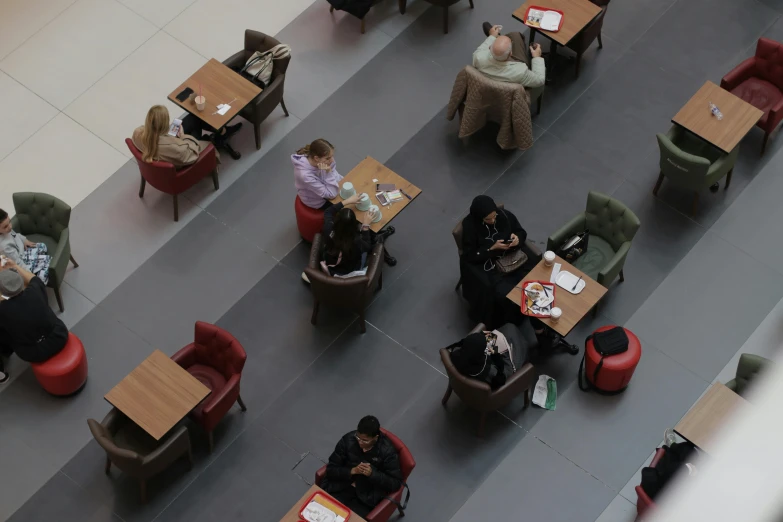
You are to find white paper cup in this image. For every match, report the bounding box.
[544,250,556,266]
[340,182,356,199]
[194,95,206,111]
[357,193,371,211]
[550,307,562,322]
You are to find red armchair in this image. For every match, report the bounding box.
[171,321,247,452]
[125,138,219,221]
[315,428,415,521]
[720,37,783,155]
[634,447,666,520]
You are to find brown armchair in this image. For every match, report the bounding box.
[440,323,538,436]
[304,233,384,334]
[223,30,291,150]
[564,0,609,78]
[87,408,192,503]
[400,0,474,34]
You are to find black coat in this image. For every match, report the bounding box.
[327,0,376,18]
[322,202,373,276]
[322,431,403,508]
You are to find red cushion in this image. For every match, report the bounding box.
[730,77,783,127]
[584,326,642,392]
[755,37,783,91]
[187,364,226,421]
[294,195,325,243]
[30,332,88,395]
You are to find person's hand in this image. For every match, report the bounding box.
[530,43,542,59]
[362,209,377,226]
[489,25,502,37]
[489,239,510,251]
[0,257,16,270]
[343,193,361,206]
[350,466,362,476]
[177,125,185,139]
[509,233,520,248]
[23,239,35,248]
[316,161,331,171]
[357,463,373,476]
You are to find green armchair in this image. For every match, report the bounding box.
[725,354,771,398]
[654,125,739,216]
[11,192,78,312]
[547,191,640,288]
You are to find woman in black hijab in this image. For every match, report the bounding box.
[460,195,540,327]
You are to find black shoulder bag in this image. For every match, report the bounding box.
[578,327,628,392]
[556,229,590,262]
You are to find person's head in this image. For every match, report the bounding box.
[469,195,498,225]
[0,269,24,299]
[491,36,512,61]
[140,105,171,163]
[0,209,10,235]
[326,207,360,258]
[356,415,381,451]
[296,139,335,166]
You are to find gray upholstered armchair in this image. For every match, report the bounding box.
[547,191,640,288]
[304,233,384,334]
[223,30,291,150]
[87,408,192,503]
[725,354,772,398]
[11,192,77,312]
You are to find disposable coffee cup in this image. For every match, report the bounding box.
[357,193,371,211]
[550,307,562,322]
[544,250,556,266]
[368,204,382,223]
[194,95,206,111]
[340,182,356,200]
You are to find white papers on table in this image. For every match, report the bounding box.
[216,104,231,115]
[550,262,562,283]
[301,501,344,522]
[540,11,562,31]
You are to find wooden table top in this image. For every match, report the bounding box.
[167,58,262,131]
[507,255,607,336]
[330,156,422,233]
[672,81,763,154]
[104,349,210,440]
[279,485,368,522]
[675,382,749,455]
[513,0,602,46]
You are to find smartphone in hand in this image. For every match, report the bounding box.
[168,118,183,137]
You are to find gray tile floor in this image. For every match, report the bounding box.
[6,0,783,520]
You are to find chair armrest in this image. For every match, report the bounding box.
[706,145,739,178]
[314,465,326,486]
[102,407,125,436]
[10,215,21,234]
[171,343,197,369]
[364,242,384,291]
[51,227,69,263]
[439,348,493,409]
[469,323,486,335]
[597,241,631,287]
[720,57,756,91]
[142,425,190,469]
[309,234,324,269]
[201,374,239,418]
[524,239,542,259]
[366,484,409,522]
[657,132,711,168]
[767,96,783,129]
[252,75,284,105]
[223,50,247,71]
[176,143,216,180]
[489,362,537,409]
[546,213,586,251]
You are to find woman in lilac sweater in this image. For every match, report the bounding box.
[292,139,343,210]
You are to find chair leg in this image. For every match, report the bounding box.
[237,394,247,412]
[104,456,112,475]
[253,123,261,150]
[212,170,219,191]
[524,388,530,408]
[468,0,474,7]
[598,31,603,49]
[378,272,383,290]
[208,432,214,453]
[398,0,406,14]
[762,132,770,156]
[530,30,536,44]
[53,285,64,313]
[442,385,453,405]
[537,93,543,115]
[330,5,334,12]
[455,277,462,292]
[280,98,289,117]
[574,53,582,78]
[725,169,733,190]
[652,172,664,196]
[619,269,625,283]
[359,311,367,333]
[138,176,146,198]
[172,194,179,222]
[442,6,449,34]
[478,411,487,437]
[139,479,147,504]
[186,447,194,470]
[311,300,320,325]
[69,254,79,268]
[361,17,366,34]
[691,192,699,217]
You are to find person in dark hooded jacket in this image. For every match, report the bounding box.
[327,0,376,19]
[321,415,402,517]
[460,195,540,327]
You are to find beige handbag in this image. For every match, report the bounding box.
[241,44,291,87]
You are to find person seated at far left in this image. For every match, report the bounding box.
[321,415,403,518]
[0,208,51,284]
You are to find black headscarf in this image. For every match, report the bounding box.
[469,195,498,222]
[450,332,489,377]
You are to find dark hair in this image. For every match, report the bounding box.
[0,209,7,222]
[326,207,359,260]
[357,415,381,437]
[296,138,334,158]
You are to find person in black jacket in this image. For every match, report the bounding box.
[327,0,376,19]
[321,415,402,517]
[460,195,540,327]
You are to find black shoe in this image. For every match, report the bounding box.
[383,251,397,266]
[378,226,395,239]
[482,22,493,37]
[223,122,242,139]
[0,362,8,384]
[565,343,579,355]
[709,182,720,192]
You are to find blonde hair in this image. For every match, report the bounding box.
[140,105,171,163]
[296,139,334,158]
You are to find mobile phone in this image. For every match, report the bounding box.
[168,118,183,137]
[377,183,395,192]
[176,87,194,102]
[376,192,390,206]
[502,238,513,244]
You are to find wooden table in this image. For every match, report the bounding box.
[675,382,749,454]
[168,58,261,131]
[672,81,764,154]
[507,256,607,336]
[330,156,421,233]
[279,485,367,522]
[105,350,210,440]
[513,0,602,46]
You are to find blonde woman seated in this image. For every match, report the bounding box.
[132,105,240,167]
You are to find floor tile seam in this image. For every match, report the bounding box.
[160,28,213,62]
[532,434,620,494]
[56,469,128,522]
[0,109,60,164]
[0,0,80,63]
[367,321,449,379]
[622,0,686,51]
[711,227,783,281]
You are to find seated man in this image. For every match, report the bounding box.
[321,415,402,517]
[0,258,69,382]
[472,22,545,88]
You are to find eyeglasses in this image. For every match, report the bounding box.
[355,434,376,445]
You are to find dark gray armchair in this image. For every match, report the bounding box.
[223,30,291,150]
[725,354,772,398]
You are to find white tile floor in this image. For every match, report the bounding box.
[0,0,319,215]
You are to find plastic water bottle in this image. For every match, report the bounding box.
[709,101,723,120]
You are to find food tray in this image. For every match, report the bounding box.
[523,6,564,32]
[520,280,556,318]
[299,491,351,522]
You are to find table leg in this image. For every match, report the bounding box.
[546,41,559,84]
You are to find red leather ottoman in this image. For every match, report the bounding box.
[584,326,641,393]
[30,332,88,396]
[294,195,325,242]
